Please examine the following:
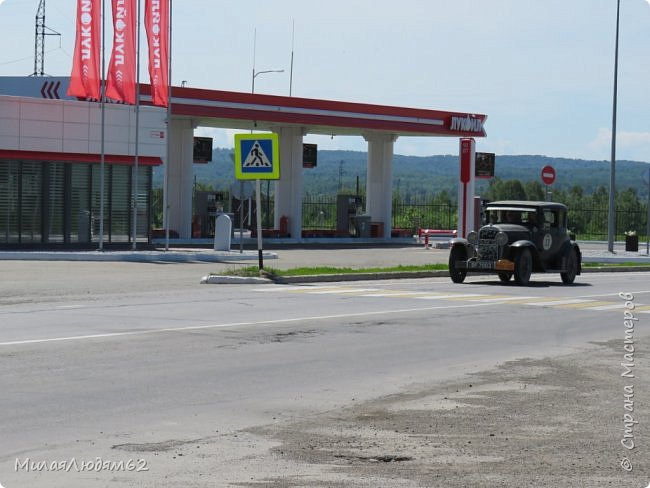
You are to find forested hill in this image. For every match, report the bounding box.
[152,148,650,199]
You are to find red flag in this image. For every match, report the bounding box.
[106,0,137,104]
[68,0,101,100]
[145,0,169,107]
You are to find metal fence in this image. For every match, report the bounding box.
[302,195,339,230]
[391,200,457,231]
[302,197,648,240]
[155,191,648,241]
[301,195,457,232]
[568,206,648,240]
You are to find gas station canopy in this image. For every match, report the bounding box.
[141,84,487,138]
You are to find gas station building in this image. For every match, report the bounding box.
[0,76,486,247]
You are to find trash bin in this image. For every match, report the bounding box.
[625,234,639,252]
[351,215,371,238]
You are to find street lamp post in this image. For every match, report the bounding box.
[249,67,283,269]
[608,0,621,253]
[251,68,284,94]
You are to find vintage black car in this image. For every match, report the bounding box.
[449,201,581,285]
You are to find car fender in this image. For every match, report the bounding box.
[560,241,582,275]
[509,240,542,269]
[510,239,536,251]
[449,238,475,260]
[449,237,470,247]
[574,242,582,275]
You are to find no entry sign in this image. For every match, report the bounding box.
[541,165,556,185]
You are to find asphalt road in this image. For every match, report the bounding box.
[0,264,649,487]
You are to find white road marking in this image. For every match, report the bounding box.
[414,294,486,300]
[309,288,380,294]
[252,286,308,292]
[528,299,595,306]
[474,296,540,302]
[360,291,433,298]
[0,301,506,348]
[561,289,650,299]
[555,301,614,309]
[586,303,627,311]
[253,285,643,311]
[253,283,650,312]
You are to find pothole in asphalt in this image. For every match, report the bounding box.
[334,454,413,463]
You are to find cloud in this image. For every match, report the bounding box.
[588,128,650,161]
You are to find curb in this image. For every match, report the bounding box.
[581,266,650,273]
[200,275,274,284]
[274,266,650,284]
[199,270,448,285]
[273,270,450,284]
[200,266,650,284]
[0,250,277,263]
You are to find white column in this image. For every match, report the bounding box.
[457,138,476,238]
[364,133,397,239]
[166,119,196,239]
[273,126,304,239]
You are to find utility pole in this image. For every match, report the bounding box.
[32,0,61,76]
[607,0,621,252]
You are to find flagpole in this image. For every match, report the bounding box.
[132,0,142,250]
[99,0,106,251]
[164,0,172,251]
[289,18,294,96]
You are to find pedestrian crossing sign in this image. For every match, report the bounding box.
[234,133,280,180]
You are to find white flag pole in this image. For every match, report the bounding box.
[132,0,142,250]
[164,0,172,251]
[289,18,294,96]
[99,0,106,251]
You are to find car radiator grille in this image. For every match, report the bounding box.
[478,227,499,260]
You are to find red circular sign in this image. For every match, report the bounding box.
[541,165,556,185]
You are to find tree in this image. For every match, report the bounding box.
[591,186,609,208]
[617,187,644,235]
[487,179,527,200]
[524,181,545,201]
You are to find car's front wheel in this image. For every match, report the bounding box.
[561,247,578,284]
[449,245,468,284]
[513,248,533,286]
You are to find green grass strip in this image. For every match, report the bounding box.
[224,263,448,277]
[223,261,650,278]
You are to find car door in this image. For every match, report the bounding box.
[539,208,564,266]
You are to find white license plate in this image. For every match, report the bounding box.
[468,260,494,270]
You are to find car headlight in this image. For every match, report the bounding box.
[496,232,508,246]
[467,231,478,245]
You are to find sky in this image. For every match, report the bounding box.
[0,0,649,162]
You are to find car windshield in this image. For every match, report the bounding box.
[486,208,538,226]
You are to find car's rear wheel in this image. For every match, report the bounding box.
[513,248,532,286]
[561,247,578,284]
[449,245,468,284]
[498,272,513,282]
